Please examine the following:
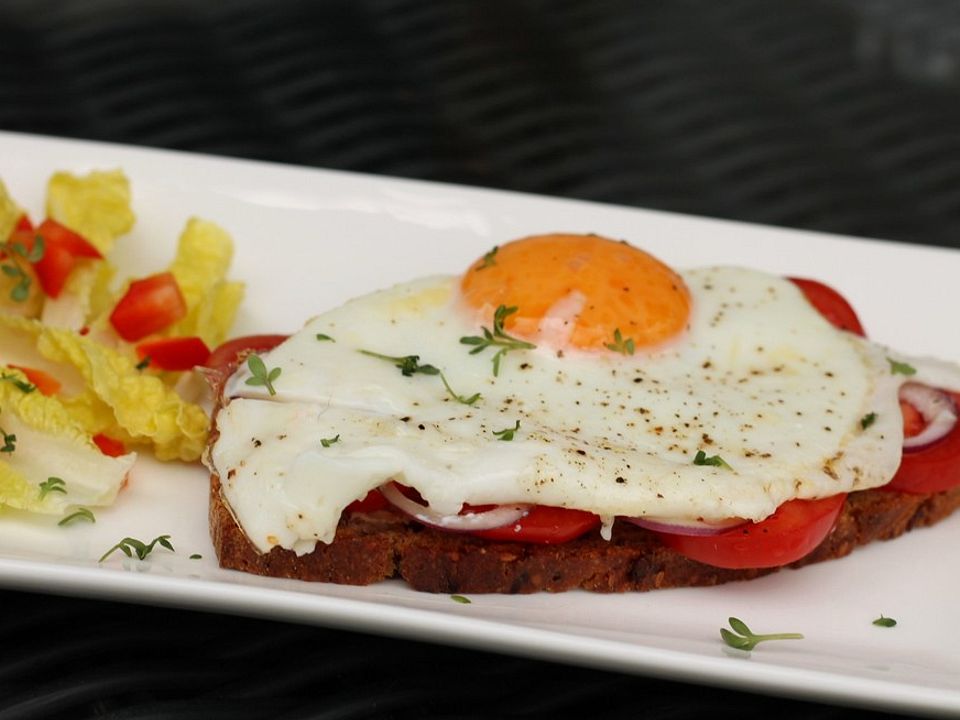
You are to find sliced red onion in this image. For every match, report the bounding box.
[623,515,746,536]
[900,383,958,450]
[380,483,530,531]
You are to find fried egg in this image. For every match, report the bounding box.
[209,234,960,555]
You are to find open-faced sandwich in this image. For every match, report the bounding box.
[205,233,960,593]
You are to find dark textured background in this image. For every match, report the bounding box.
[2,0,959,717]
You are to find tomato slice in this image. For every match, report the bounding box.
[655,494,847,569]
[205,334,289,373]
[470,505,601,544]
[7,365,61,396]
[788,277,866,336]
[136,336,211,371]
[93,434,126,457]
[109,272,187,341]
[885,391,960,494]
[345,489,390,514]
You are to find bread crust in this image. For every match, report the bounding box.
[209,473,960,593]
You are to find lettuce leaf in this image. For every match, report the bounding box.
[0,179,23,241]
[0,315,209,461]
[0,373,135,514]
[45,169,135,254]
[165,218,245,348]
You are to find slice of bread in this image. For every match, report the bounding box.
[210,472,960,593]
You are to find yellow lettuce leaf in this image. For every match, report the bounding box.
[165,218,245,348]
[0,373,135,514]
[0,315,209,461]
[45,169,135,254]
[0,179,23,241]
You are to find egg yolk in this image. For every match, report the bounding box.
[460,233,691,351]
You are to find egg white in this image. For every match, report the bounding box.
[210,268,960,555]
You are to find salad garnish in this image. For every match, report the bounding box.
[693,450,732,470]
[493,420,521,441]
[245,354,281,395]
[58,507,95,526]
[721,617,803,651]
[605,328,636,356]
[99,535,174,562]
[38,476,66,500]
[460,304,537,376]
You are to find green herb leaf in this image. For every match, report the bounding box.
[320,434,340,448]
[459,305,536,376]
[888,358,917,376]
[38,476,67,500]
[873,615,897,628]
[605,328,636,356]
[0,234,42,302]
[476,246,498,270]
[439,371,481,406]
[360,350,440,377]
[0,428,15,453]
[245,354,282,395]
[99,534,175,563]
[58,507,95,526]
[493,420,521,441]
[860,412,877,430]
[189,553,202,560]
[135,356,152,371]
[1,372,36,393]
[451,594,472,604]
[720,616,803,651]
[693,449,732,470]
[315,333,335,342]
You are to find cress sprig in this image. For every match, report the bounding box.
[360,350,481,406]
[693,450,732,470]
[99,534,174,562]
[58,507,95,526]
[0,427,15,453]
[1,234,44,302]
[605,328,635,356]
[492,420,521,441]
[38,476,66,500]
[245,354,281,395]
[0,372,36,393]
[720,617,803,651]
[460,305,536,377]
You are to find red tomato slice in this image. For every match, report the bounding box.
[93,434,126,457]
[470,505,601,544]
[7,365,61,396]
[136,336,211,371]
[109,272,187,341]
[345,489,390,514]
[205,334,290,373]
[655,494,847,569]
[885,391,960,494]
[788,277,866,336]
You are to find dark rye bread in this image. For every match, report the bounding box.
[210,473,960,593]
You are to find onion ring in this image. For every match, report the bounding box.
[900,383,958,450]
[622,515,747,536]
[381,483,530,531]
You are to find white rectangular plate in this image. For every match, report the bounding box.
[1,130,958,716]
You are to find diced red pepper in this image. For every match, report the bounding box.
[93,434,126,457]
[8,365,62,396]
[135,336,211,371]
[109,272,187,341]
[11,219,104,298]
